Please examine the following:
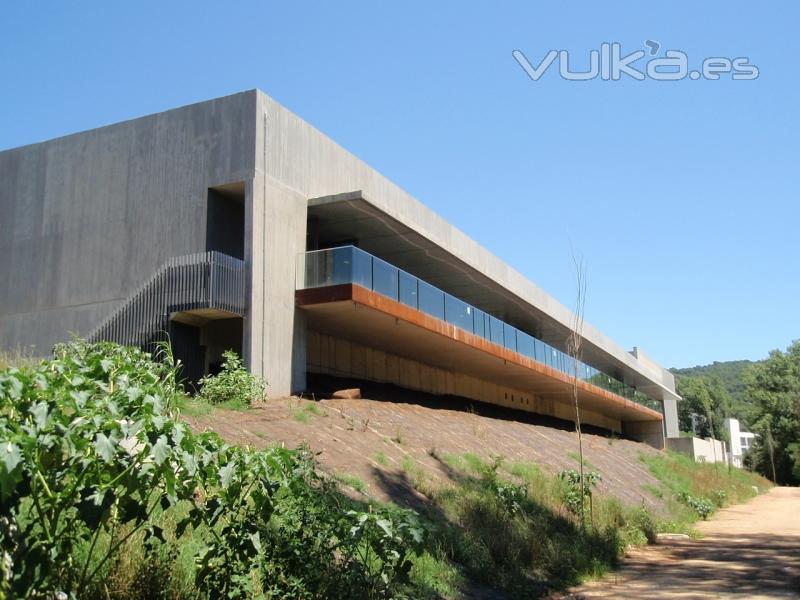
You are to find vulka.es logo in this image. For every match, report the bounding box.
[513,41,759,82]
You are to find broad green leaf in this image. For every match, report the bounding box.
[376,518,393,537]
[151,435,169,465]
[95,433,116,462]
[1,442,22,473]
[218,461,235,488]
[69,390,90,407]
[2,375,23,400]
[29,402,49,429]
[249,532,262,552]
[181,451,198,476]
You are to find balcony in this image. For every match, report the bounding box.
[296,246,662,418]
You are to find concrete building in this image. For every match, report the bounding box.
[666,436,728,464]
[725,418,756,468]
[0,90,680,447]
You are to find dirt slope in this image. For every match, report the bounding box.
[186,385,666,510]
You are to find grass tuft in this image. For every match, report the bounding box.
[335,472,367,494]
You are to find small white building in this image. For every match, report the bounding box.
[725,418,756,468]
[666,436,728,464]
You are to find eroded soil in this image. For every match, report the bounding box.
[186,387,665,510]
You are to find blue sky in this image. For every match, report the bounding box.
[1,2,797,368]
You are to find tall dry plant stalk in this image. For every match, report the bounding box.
[567,251,588,528]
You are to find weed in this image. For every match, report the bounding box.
[559,469,601,518]
[567,450,598,471]
[197,350,266,406]
[304,402,327,417]
[292,402,327,423]
[462,453,487,474]
[639,450,769,523]
[401,456,433,496]
[374,451,389,466]
[641,483,663,499]
[292,408,311,423]
[0,349,37,370]
[440,453,466,471]
[336,473,367,494]
[392,427,405,445]
[408,549,464,599]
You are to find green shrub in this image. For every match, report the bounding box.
[0,340,425,600]
[0,340,196,597]
[559,469,601,517]
[197,350,267,406]
[710,489,727,508]
[626,505,658,545]
[677,492,714,520]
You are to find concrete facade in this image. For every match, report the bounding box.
[725,418,756,468]
[0,92,255,355]
[0,89,680,445]
[666,436,729,464]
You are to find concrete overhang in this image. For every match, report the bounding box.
[307,191,680,405]
[297,283,663,424]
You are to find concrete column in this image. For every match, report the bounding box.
[246,107,308,396]
[662,396,680,438]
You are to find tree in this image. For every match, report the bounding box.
[743,340,800,484]
[675,374,732,441]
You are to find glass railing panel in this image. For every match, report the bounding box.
[517,331,536,360]
[300,245,348,287]
[472,307,486,338]
[398,270,419,309]
[489,315,504,346]
[503,323,517,352]
[533,338,545,363]
[351,247,372,289]
[418,280,445,320]
[547,347,558,370]
[564,355,577,377]
[296,247,663,413]
[372,256,399,300]
[444,293,473,332]
[556,349,565,372]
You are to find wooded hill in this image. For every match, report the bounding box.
[672,360,759,409]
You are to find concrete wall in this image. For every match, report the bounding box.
[0,92,256,355]
[256,90,679,407]
[622,420,665,450]
[1,87,677,408]
[307,329,625,433]
[666,437,728,463]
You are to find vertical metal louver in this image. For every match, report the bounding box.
[87,251,246,349]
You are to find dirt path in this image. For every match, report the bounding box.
[570,486,800,599]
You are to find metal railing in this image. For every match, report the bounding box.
[88,251,245,348]
[297,245,662,414]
